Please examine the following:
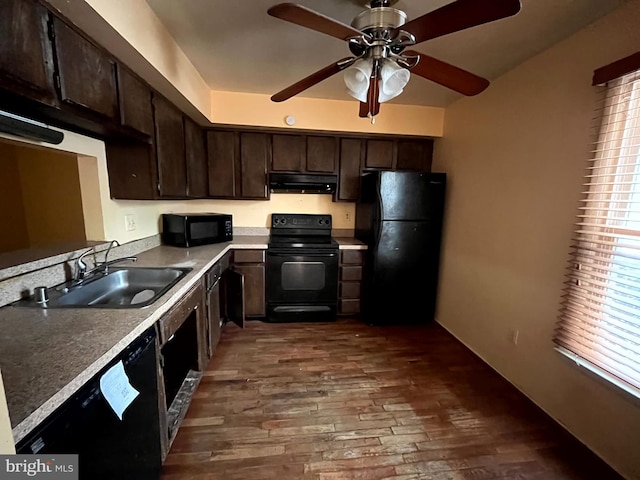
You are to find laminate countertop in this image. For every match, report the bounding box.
[0,236,367,444]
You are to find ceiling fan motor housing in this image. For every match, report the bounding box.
[352,7,406,32]
[350,7,408,58]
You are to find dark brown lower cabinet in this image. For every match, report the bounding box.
[232,249,266,318]
[205,263,223,359]
[157,282,206,457]
[338,249,365,315]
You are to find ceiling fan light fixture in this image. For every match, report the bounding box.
[344,58,373,102]
[378,59,410,102]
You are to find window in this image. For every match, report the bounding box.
[555,66,640,397]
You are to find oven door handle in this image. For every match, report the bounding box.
[267,251,338,258]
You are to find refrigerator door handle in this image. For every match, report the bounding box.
[373,188,384,255]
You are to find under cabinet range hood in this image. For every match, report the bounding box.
[0,110,64,144]
[269,173,337,194]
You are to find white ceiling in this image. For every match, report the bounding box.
[145,0,627,108]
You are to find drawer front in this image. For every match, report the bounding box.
[234,249,265,264]
[160,283,203,344]
[205,263,222,289]
[340,265,363,281]
[339,281,361,299]
[340,249,365,265]
[339,299,360,314]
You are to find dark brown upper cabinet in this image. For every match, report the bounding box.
[307,136,337,173]
[364,137,433,172]
[184,118,208,198]
[239,132,270,200]
[0,0,56,105]
[51,17,118,120]
[337,138,363,202]
[117,67,154,138]
[364,139,394,169]
[271,134,305,172]
[396,139,434,172]
[105,140,156,200]
[207,130,236,198]
[206,131,269,200]
[153,95,186,198]
[271,134,337,174]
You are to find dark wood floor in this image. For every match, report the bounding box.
[160,318,624,480]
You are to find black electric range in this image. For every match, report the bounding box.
[266,213,339,322]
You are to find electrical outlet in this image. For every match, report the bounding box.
[124,214,136,232]
[511,330,519,345]
[345,212,351,221]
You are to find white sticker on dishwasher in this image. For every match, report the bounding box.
[99,360,140,420]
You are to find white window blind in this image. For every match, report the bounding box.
[555,67,640,396]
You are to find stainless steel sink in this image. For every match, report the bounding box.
[16,267,192,309]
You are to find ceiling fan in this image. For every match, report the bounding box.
[267,0,522,121]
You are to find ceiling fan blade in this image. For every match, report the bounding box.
[359,74,381,118]
[368,77,380,116]
[359,102,368,118]
[404,50,489,96]
[271,57,354,102]
[268,3,369,41]
[400,0,521,45]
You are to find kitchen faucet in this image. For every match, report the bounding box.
[75,241,137,281]
[75,247,96,281]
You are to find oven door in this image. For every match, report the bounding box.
[266,249,338,319]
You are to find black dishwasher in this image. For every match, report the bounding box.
[16,327,162,480]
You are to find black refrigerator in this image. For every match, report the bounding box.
[355,171,446,325]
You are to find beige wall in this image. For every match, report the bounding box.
[0,145,29,253]
[432,1,640,478]
[0,370,15,454]
[211,91,444,137]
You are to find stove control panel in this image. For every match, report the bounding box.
[271,213,332,230]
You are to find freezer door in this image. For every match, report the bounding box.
[365,220,442,324]
[379,171,445,221]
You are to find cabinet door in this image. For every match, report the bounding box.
[364,139,394,169]
[117,67,154,137]
[307,136,337,173]
[0,0,56,104]
[239,132,269,199]
[184,118,208,198]
[233,264,266,318]
[52,17,118,120]
[153,95,186,197]
[207,131,236,198]
[105,140,156,200]
[226,269,245,328]
[206,280,222,358]
[396,139,433,172]
[271,134,305,172]
[337,138,363,202]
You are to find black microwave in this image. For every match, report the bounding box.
[161,213,232,247]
